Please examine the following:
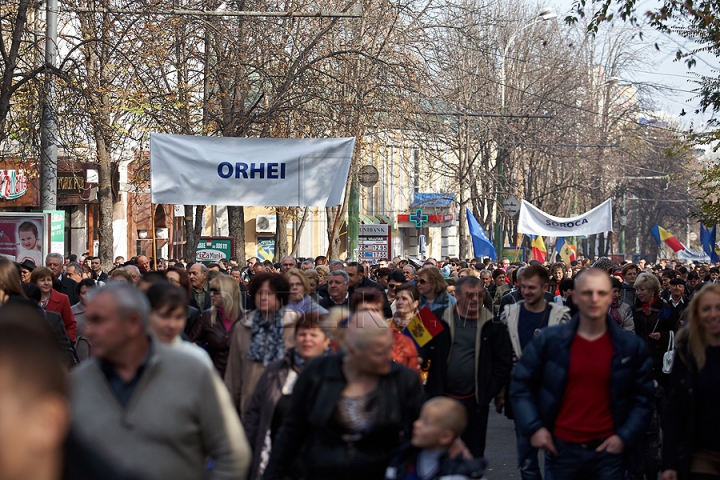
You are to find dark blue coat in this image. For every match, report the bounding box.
[509,316,655,462]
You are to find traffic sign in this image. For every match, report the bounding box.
[503,196,520,217]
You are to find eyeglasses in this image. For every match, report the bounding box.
[388,284,401,290]
[417,279,428,284]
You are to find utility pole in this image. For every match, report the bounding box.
[40,0,58,210]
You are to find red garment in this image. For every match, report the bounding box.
[553,332,615,443]
[391,329,419,374]
[46,289,77,342]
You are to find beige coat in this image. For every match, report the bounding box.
[224,309,300,418]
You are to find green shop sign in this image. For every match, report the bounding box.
[196,236,234,263]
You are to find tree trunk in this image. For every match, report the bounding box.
[326,205,345,260]
[274,207,290,261]
[291,207,309,257]
[184,205,205,263]
[227,206,246,264]
[96,135,114,271]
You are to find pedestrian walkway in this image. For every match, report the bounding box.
[485,411,520,478]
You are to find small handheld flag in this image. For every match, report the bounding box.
[403,306,445,349]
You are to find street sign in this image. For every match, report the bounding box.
[358,165,379,187]
[503,196,520,217]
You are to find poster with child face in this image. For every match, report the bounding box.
[0,214,49,266]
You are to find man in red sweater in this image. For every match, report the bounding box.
[510,268,654,480]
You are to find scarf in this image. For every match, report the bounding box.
[609,301,623,326]
[248,308,286,366]
[641,296,659,316]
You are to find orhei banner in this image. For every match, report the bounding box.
[150,134,355,207]
[518,199,613,237]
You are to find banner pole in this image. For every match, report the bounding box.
[326,205,343,261]
[151,204,157,271]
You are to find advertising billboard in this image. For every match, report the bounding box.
[0,213,50,264]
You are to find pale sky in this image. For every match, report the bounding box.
[553,0,718,132]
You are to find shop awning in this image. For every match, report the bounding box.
[410,193,455,208]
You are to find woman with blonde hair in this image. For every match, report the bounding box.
[662,283,720,480]
[633,272,680,393]
[417,266,456,316]
[189,274,243,376]
[285,268,327,315]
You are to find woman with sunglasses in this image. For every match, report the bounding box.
[417,266,456,318]
[189,275,243,377]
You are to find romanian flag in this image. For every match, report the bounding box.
[650,225,684,252]
[402,306,444,348]
[529,235,547,262]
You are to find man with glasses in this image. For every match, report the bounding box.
[424,275,513,457]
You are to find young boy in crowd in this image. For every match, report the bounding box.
[385,397,486,480]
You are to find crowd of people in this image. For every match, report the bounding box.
[0,250,719,480]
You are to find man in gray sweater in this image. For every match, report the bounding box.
[71,283,250,480]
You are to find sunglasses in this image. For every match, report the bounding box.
[417,279,428,284]
[388,284,401,289]
[209,288,220,294]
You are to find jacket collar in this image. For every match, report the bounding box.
[561,314,625,347]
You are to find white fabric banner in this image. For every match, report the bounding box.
[517,199,613,236]
[150,134,355,206]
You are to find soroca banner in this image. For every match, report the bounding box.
[517,199,613,236]
[150,135,355,207]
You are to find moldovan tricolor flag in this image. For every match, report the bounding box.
[529,235,547,262]
[403,306,444,349]
[650,225,684,252]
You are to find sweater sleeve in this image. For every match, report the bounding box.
[198,368,251,480]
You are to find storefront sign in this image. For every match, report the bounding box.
[196,236,234,263]
[256,237,275,261]
[0,169,28,200]
[359,224,392,262]
[43,210,65,254]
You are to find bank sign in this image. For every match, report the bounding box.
[196,237,234,263]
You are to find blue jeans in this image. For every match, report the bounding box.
[515,425,552,480]
[548,437,625,480]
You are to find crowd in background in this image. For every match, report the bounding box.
[0,250,718,480]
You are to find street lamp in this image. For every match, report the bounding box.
[494,7,557,256]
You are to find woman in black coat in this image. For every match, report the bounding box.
[633,272,680,393]
[263,311,424,480]
[662,283,720,480]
